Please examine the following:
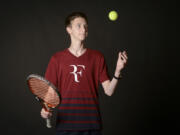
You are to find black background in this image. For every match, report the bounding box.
[0,0,179,135]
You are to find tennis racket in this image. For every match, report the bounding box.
[27,74,60,128]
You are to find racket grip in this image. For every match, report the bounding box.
[46,118,52,128]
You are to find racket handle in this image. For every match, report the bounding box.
[46,118,52,128]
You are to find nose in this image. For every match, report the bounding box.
[81,26,86,33]
[81,25,88,33]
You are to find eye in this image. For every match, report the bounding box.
[77,24,81,28]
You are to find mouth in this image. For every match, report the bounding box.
[79,34,86,37]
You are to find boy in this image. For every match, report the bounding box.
[41,12,128,135]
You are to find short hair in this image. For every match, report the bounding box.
[65,12,88,28]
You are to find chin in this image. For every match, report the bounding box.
[79,36,86,41]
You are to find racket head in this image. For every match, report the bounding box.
[27,74,60,108]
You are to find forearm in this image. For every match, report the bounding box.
[103,71,121,96]
[103,51,128,96]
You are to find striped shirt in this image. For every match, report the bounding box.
[45,48,110,131]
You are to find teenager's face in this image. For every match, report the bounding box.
[67,17,88,41]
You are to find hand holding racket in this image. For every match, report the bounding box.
[27,74,60,128]
[40,108,52,119]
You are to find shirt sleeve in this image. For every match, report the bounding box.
[99,55,110,83]
[45,56,58,87]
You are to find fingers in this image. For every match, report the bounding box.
[122,51,128,60]
[119,51,128,61]
[40,108,52,119]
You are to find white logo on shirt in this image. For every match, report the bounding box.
[70,65,85,82]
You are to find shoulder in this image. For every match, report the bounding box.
[51,49,68,60]
[87,48,104,58]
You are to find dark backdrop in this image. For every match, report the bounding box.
[0,0,178,135]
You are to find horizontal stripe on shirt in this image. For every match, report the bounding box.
[62,97,98,100]
[58,120,100,124]
[60,104,98,107]
[59,106,97,110]
[57,115,101,121]
[56,123,101,131]
[59,113,99,116]
[58,109,99,114]
[62,100,98,104]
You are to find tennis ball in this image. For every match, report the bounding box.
[108,11,118,21]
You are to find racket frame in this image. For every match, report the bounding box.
[27,74,61,128]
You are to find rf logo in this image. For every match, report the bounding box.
[70,65,85,82]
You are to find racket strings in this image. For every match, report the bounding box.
[28,78,59,107]
[29,79,49,98]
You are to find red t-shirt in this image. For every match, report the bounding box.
[45,48,110,131]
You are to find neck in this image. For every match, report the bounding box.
[68,42,87,57]
[69,39,85,52]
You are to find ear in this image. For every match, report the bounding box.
[66,26,72,34]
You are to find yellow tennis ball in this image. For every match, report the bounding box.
[108,11,118,21]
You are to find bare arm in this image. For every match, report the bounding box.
[102,51,128,96]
